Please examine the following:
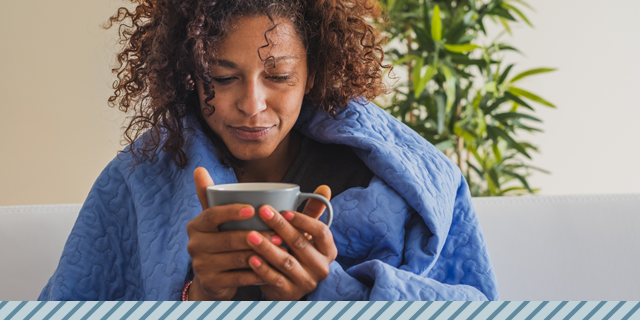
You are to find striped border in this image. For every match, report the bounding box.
[0,301,638,320]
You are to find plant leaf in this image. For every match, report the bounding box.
[494,112,542,122]
[387,0,397,11]
[498,64,515,85]
[435,92,446,134]
[510,68,557,83]
[503,170,533,192]
[392,54,419,66]
[412,57,425,98]
[435,139,454,151]
[440,65,457,114]
[499,17,512,35]
[504,91,533,110]
[431,5,442,42]
[414,65,437,98]
[444,44,481,53]
[502,3,533,27]
[487,125,531,159]
[509,87,556,108]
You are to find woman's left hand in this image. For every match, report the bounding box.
[246,186,338,301]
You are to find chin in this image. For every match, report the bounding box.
[230,147,273,161]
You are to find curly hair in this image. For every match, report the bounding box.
[106,0,389,169]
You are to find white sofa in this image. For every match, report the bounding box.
[1,194,639,301]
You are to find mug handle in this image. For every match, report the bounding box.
[295,193,333,228]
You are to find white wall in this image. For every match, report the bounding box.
[0,0,638,206]
[482,0,640,195]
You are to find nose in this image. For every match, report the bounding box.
[237,79,267,117]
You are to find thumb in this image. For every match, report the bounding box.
[303,185,332,220]
[194,167,215,211]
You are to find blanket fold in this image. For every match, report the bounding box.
[39,100,499,301]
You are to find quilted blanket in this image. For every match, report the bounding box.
[39,100,499,301]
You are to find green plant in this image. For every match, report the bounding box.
[376,0,556,196]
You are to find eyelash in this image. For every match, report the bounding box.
[211,75,290,85]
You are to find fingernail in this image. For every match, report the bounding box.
[259,206,274,220]
[270,235,283,246]
[248,232,262,245]
[282,211,294,220]
[240,207,253,217]
[250,256,261,267]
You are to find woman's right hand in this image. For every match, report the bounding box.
[186,167,280,301]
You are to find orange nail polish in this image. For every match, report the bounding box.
[250,256,261,267]
[248,232,262,245]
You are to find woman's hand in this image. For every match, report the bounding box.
[186,167,281,301]
[246,186,338,301]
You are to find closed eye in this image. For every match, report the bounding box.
[267,75,290,83]
[212,77,236,84]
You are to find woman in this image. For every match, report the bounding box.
[40,0,499,301]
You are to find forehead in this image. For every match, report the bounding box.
[215,16,306,60]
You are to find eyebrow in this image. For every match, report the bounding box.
[211,56,300,69]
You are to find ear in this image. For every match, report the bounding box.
[304,71,316,95]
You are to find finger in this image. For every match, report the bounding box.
[194,167,215,211]
[247,255,294,292]
[188,230,281,254]
[257,206,320,259]
[199,270,264,288]
[188,204,254,233]
[246,231,308,283]
[302,185,331,219]
[282,210,337,259]
[195,250,257,272]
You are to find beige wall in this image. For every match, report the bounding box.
[1,0,639,206]
[0,0,126,205]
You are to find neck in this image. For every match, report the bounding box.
[235,130,303,183]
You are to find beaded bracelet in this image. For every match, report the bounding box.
[182,281,193,301]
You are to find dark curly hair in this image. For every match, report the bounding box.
[106,0,389,169]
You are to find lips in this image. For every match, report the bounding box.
[230,126,274,140]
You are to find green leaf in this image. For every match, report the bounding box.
[509,87,556,108]
[489,6,517,21]
[510,68,557,83]
[414,65,437,98]
[444,44,481,53]
[507,0,535,12]
[412,56,425,97]
[503,170,533,192]
[434,139,454,151]
[492,144,502,163]
[504,91,533,110]
[498,64,515,85]
[483,81,497,93]
[440,65,457,114]
[487,126,531,159]
[499,17,512,35]
[502,3,533,27]
[484,96,508,114]
[494,112,542,123]
[387,0,397,11]
[488,168,501,189]
[431,5,442,42]
[435,92,446,134]
[392,54,420,66]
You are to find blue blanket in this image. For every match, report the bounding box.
[39,100,499,301]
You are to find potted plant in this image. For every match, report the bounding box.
[377,0,555,196]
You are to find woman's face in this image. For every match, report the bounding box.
[196,16,312,161]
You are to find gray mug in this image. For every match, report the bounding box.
[206,183,333,232]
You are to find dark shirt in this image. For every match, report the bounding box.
[188,135,375,300]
